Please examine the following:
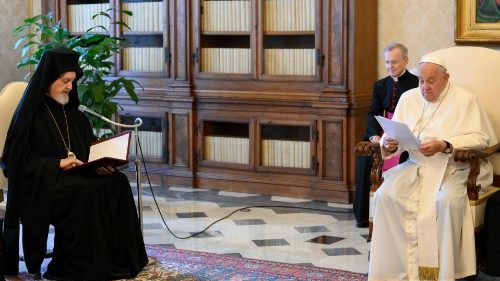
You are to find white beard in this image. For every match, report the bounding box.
[53,93,70,105]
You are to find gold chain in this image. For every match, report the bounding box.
[43,99,72,154]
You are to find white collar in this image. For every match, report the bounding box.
[391,69,407,82]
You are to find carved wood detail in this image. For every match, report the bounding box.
[354,141,383,191]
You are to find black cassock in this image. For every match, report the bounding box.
[484,191,500,277]
[1,48,147,280]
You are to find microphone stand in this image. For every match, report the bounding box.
[84,111,144,233]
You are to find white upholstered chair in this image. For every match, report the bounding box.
[0,81,28,196]
[0,81,28,275]
[356,46,500,240]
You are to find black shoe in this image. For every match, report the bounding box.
[356,221,369,228]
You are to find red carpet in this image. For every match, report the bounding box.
[7,244,368,280]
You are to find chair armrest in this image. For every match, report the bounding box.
[355,141,384,191]
[454,143,500,200]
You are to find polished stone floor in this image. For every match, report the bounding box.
[16,182,500,280]
[16,183,370,276]
[137,184,500,281]
[138,184,370,274]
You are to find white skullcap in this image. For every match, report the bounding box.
[419,55,447,70]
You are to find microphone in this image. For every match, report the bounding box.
[78,104,143,128]
[78,105,107,120]
[79,104,144,229]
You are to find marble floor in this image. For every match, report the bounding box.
[17,182,499,280]
[138,184,370,274]
[17,183,370,276]
[136,183,500,281]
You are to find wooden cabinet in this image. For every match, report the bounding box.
[194,0,253,78]
[59,0,168,77]
[48,0,377,203]
[120,115,166,161]
[199,120,250,166]
[118,0,168,77]
[194,0,320,80]
[55,0,174,163]
[258,121,315,173]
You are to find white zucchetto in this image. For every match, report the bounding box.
[419,55,447,70]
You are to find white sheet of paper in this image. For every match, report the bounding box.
[375,116,420,149]
[88,132,130,162]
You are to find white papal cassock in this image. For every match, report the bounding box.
[368,83,496,281]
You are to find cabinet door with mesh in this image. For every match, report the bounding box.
[260,0,321,81]
[118,0,169,78]
[195,0,254,79]
[258,120,316,175]
[200,120,251,168]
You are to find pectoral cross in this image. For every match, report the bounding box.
[68,151,76,159]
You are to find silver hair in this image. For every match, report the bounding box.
[383,43,409,59]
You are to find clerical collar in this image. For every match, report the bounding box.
[391,69,407,82]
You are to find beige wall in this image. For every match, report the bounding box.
[378,0,456,77]
[0,0,31,89]
[378,0,500,78]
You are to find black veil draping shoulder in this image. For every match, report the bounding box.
[0,47,83,274]
[1,47,147,279]
[1,47,82,213]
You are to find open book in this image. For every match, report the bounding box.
[65,131,131,175]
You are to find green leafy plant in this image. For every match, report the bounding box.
[13,11,141,135]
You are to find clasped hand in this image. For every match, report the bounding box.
[60,157,115,175]
[383,137,445,157]
[60,157,83,170]
[418,139,445,157]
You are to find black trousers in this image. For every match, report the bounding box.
[353,155,372,224]
[484,191,500,276]
[353,151,408,224]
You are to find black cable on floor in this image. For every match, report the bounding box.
[137,137,354,240]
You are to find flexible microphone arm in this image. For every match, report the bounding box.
[78,105,143,128]
[78,104,145,233]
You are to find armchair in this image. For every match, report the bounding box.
[0,81,28,195]
[0,81,28,275]
[355,46,500,242]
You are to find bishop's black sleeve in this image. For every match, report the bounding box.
[364,81,385,140]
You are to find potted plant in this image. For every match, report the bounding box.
[13,10,141,136]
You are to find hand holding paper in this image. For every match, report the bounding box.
[374,116,420,149]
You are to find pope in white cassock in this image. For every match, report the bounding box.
[368,55,497,281]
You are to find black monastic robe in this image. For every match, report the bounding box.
[1,47,148,280]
